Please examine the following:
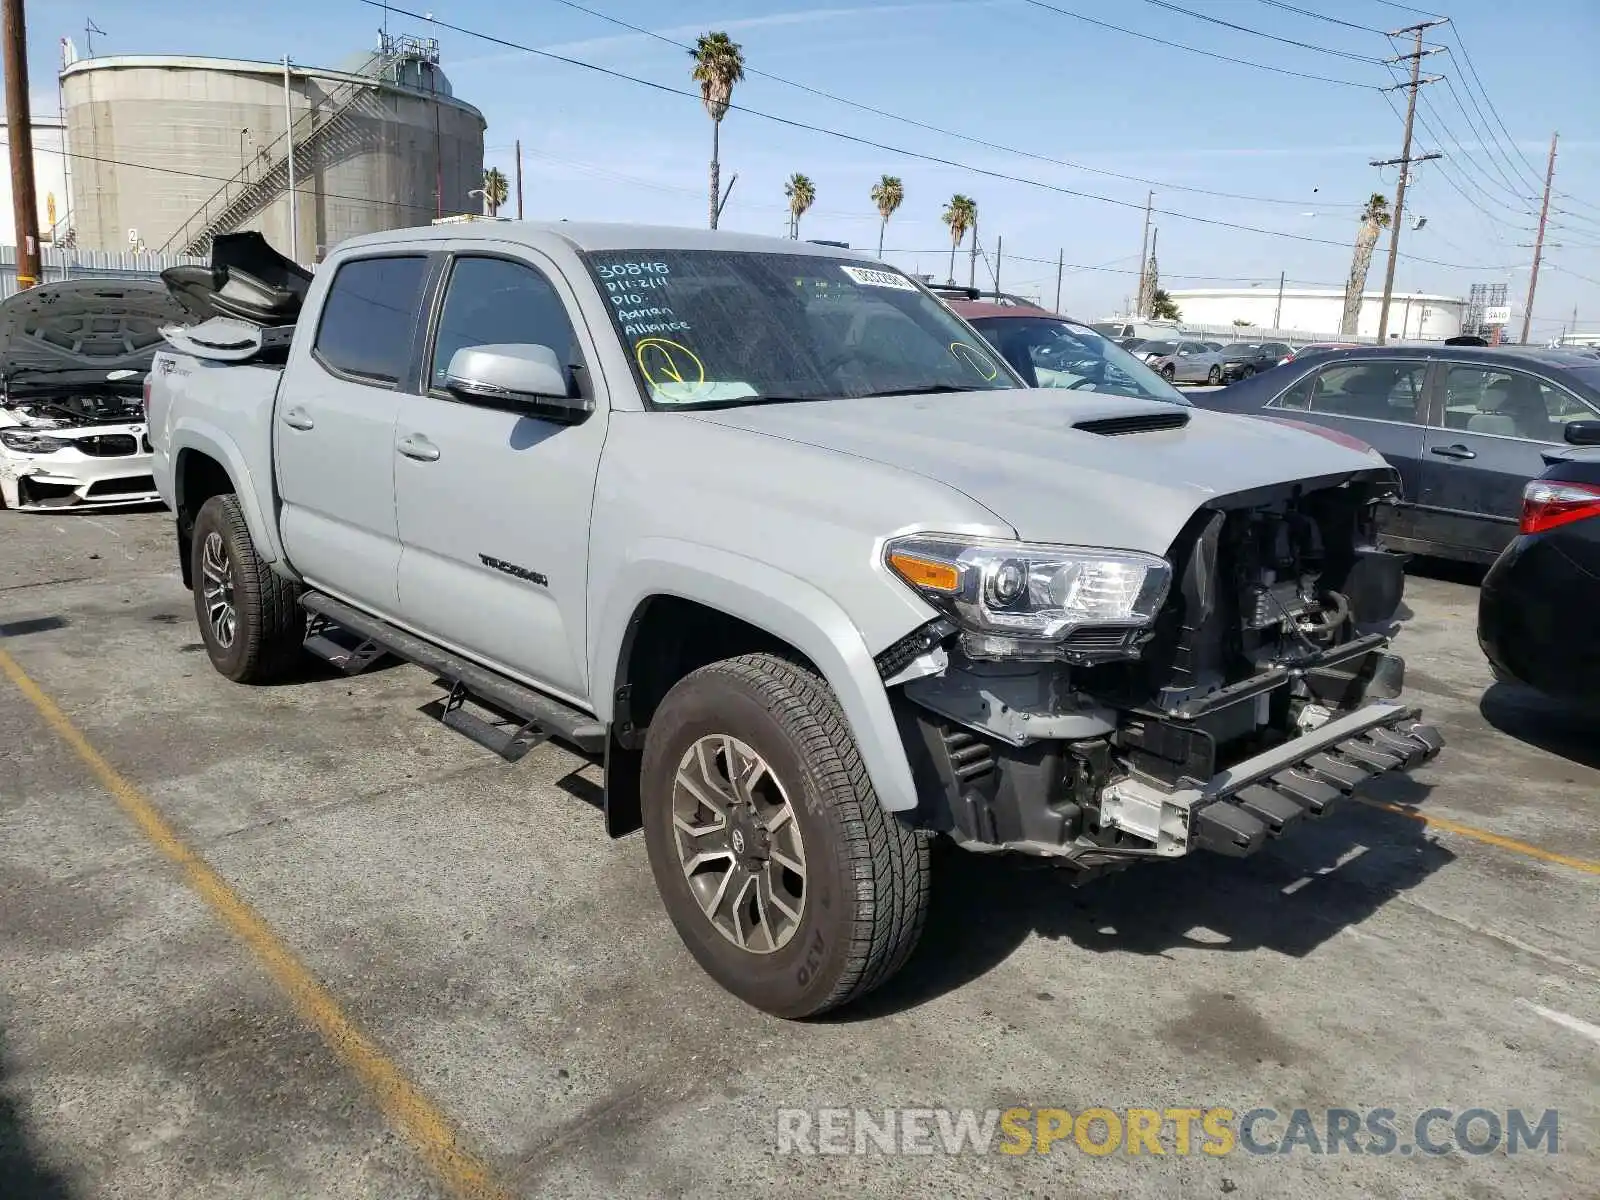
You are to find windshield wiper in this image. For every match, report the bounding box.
[667,394,831,412]
[851,384,991,398]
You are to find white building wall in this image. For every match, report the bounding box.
[1167,288,1464,341]
[0,121,76,246]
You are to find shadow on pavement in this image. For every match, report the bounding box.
[0,1022,72,1199]
[1405,555,1487,588]
[834,777,1452,1020]
[1480,682,1600,771]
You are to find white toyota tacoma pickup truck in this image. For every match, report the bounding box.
[148,224,1442,1017]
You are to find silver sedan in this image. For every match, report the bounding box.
[1148,339,1235,385]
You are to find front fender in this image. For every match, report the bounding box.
[590,539,925,813]
[170,423,285,566]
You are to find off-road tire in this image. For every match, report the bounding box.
[641,653,930,1018]
[191,494,305,683]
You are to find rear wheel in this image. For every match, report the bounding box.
[641,653,930,1017]
[1161,363,1176,381]
[191,494,305,683]
[1206,365,1223,385]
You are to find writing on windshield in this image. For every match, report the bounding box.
[585,250,1017,408]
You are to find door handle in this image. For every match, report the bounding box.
[396,434,440,462]
[1431,443,1476,461]
[281,407,314,431]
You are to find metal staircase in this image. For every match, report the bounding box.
[159,38,437,259]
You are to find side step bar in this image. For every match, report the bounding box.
[300,592,607,758]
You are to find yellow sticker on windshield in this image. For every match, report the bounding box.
[635,337,706,389]
[949,341,999,381]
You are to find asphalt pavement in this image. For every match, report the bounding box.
[1,507,1595,1199]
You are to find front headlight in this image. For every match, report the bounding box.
[884,534,1171,662]
[0,429,70,453]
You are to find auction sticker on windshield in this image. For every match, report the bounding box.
[839,265,918,291]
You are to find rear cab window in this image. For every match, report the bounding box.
[313,255,429,384]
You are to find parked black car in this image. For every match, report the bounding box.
[1478,452,1600,709]
[1192,344,1600,564]
[1218,341,1292,381]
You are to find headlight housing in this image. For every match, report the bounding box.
[884,534,1171,662]
[0,429,70,454]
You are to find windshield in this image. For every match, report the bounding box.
[966,315,1191,405]
[582,249,1020,408]
[1135,340,1175,356]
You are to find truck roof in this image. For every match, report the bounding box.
[332,221,882,260]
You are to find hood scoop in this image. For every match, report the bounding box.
[1074,411,1190,436]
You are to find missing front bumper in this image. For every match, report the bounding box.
[1097,701,1442,861]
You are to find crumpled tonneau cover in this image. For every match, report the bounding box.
[161,232,311,328]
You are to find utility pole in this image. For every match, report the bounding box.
[994,234,1002,300]
[4,0,43,290]
[1273,270,1286,331]
[283,55,299,263]
[1135,190,1153,317]
[1373,20,1446,343]
[968,210,978,291]
[1054,248,1064,313]
[515,138,524,220]
[1520,132,1558,345]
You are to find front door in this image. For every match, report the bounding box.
[1416,361,1593,561]
[275,253,431,614]
[393,249,608,703]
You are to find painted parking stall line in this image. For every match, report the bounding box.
[0,645,512,1200]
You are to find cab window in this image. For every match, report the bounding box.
[429,256,585,395]
[313,255,429,384]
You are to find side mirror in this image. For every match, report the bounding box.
[444,344,592,423]
[1564,420,1600,446]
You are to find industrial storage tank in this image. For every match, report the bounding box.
[60,34,485,261]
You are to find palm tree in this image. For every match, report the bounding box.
[942,194,976,283]
[690,32,746,230]
[785,173,816,239]
[482,168,509,217]
[1341,192,1391,336]
[869,174,904,259]
[1149,288,1181,321]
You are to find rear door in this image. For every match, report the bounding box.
[1416,360,1599,561]
[275,253,431,614]
[392,247,609,702]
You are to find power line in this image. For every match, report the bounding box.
[529,0,1361,211]
[1136,0,1385,63]
[1435,73,1534,201]
[1252,0,1386,35]
[1018,0,1379,89]
[368,1,1513,270]
[1414,91,1530,214]
[1445,25,1545,189]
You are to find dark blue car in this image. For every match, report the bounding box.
[1192,345,1600,564]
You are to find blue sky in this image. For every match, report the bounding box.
[27,0,1600,333]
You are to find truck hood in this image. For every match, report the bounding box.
[0,278,191,388]
[692,389,1393,554]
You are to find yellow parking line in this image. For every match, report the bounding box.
[0,648,511,1200]
[1356,797,1600,876]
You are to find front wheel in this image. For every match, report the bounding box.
[191,494,305,683]
[1239,364,1256,379]
[641,653,930,1017]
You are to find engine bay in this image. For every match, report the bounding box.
[2,390,145,429]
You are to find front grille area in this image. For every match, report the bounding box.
[87,475,156,496]
[73,433,138,457]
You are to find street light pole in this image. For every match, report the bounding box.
[283,55,299,263]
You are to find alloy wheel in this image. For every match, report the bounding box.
[671,734,807,954]
[200,531,237,648]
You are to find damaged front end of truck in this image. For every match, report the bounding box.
[881,466,1442,873]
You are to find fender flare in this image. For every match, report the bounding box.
[591,539,922,813]
[170,424,285,566]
